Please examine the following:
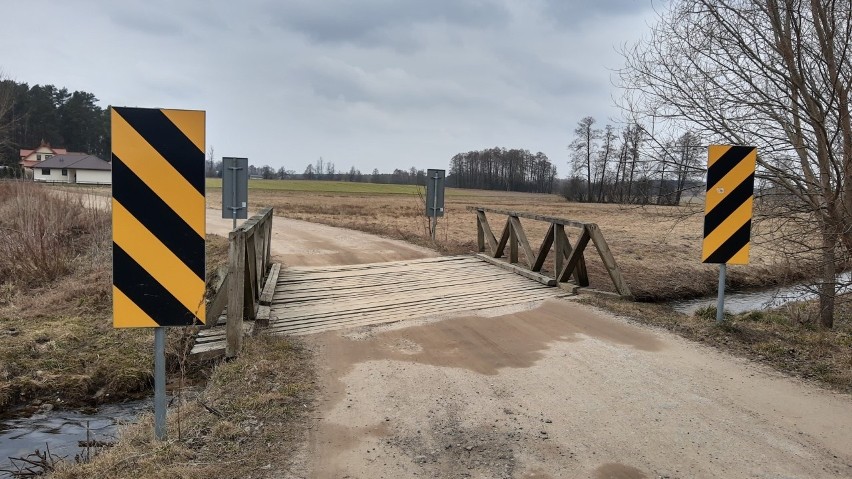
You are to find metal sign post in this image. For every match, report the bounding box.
[153,327,166,439]
[222,157,248,230]
[716,264,726,323]
[111,107,207,441]
[701,145,757,324]
[425,169,445,240]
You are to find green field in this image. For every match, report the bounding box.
[205,178,424,195]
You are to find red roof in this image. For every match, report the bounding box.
[19,145,68,160]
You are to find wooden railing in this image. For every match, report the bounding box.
[470,207,632,299]
[226,207,274,357]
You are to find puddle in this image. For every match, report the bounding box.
[319,299,664,380]
[0,401,146,473]
[671,271,852,315]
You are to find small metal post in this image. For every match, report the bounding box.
[153,327,167,440]
[716,263,726,323]
[230,166,239,231]
[431,173,439,241]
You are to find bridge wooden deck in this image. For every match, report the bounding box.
[266,255,569,336]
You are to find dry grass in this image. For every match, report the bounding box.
[0,181,234,413]
[50,336,314,479]
[207,184,798,300]
[581,295,852,393]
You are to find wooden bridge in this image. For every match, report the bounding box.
[191,207,630,359]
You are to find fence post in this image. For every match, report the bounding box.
[226,229,246,358]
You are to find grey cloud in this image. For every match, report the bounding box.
[541,0,650,26]
[264,0,509,48]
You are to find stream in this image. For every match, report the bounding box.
[670,271,852,315]
[0,401,147,475]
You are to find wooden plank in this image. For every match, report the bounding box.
[190,342,226,361]
[554,224,565,278]
[245,233,258,309]
[269,289,565,335]
[585,223,633,299]
[556,226,589,286]
[271,278,551,320]
[279,262,484,284]
[557,228,591,283]
[273,270,525,303]
[476,211,497,254]
[283,255,471,274]
[280,256,478,279]
[476,213,485,253]
[277,264,500,291]
[494,217,511,258]
[468,207,588,229]
[531,223,554,273]
[509,219,518,264]
[509,216,535,269]
[202,267,229,330]
[254,305,271,332]
[475,254,556,286]
[226,229,246,359]
[269,289,568,334]
[270,281,553,324]
[259,263,281,305]
[274,277,549,313]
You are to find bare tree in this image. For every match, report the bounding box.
[570,117,599,201]
[619,0,852,327]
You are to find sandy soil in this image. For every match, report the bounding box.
[283,299,852,479]
[206,209,439,266]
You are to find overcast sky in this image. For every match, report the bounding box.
[2,0,656,175]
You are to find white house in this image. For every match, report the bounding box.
[33,154,111,185]
[19,142,69,175]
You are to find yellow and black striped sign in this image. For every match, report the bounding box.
[702,145,757,264]
[111,107,206,328]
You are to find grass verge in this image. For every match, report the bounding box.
[580,295,852,393]
[50,336,315,479]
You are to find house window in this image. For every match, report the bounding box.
[61,169,68,176]
[44,155,53,160]
[42,168,50,175]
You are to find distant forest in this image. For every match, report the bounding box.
[0,79,109,171]
[448,148,557,193]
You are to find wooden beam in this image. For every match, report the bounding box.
[557,228,590,283]
[494,217,511,258]
[531,223,554,272]
[226,230,246,359]
[476,213,485,252]
[259,263,282,306]
[554,224,565,277]
[586,223,633,299]
[556,225,589,286]
[468,207,587,229]
[508,216,535,269]
[202,267,229,330]
[508,219,518,264]
[476,211,498,254]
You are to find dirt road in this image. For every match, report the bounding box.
[206,209,438,266]
[293,300,852,478]
[204,208,852,478]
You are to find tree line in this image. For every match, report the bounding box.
[0,78,109,172]
[205,153,432,185]
[448,147,557,193]
[565,116,704,205]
